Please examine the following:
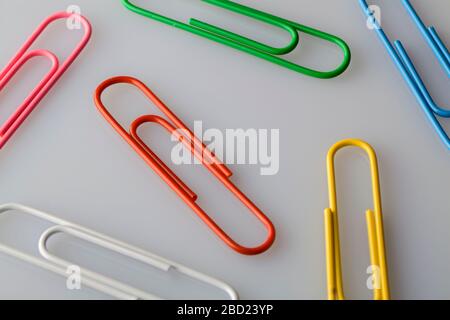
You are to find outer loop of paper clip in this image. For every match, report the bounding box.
[121,0,300,56]
[38,225,172,272]
[0,50,59,138]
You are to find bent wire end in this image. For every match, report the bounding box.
[120,0,351,79]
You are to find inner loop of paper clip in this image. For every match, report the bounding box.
[122,0,300,55]
[39,225,172,272]
[326,139,382,216]
[0,50,58,137]
[39,225,168,300]
[131,115,199,202]
[39,225,239,300]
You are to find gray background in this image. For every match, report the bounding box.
[0,0,449,299]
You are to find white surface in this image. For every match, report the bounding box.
[0,0,449,300]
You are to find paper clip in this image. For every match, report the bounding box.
[94,76,275,255]
[121,0,351,79]
[323,139,390,300]
[360,0,450,150]
[0,11,91,149]
[0,203,238,300]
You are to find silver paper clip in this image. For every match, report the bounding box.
[0,203,238,300]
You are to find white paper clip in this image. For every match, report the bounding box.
[0,203,239,300]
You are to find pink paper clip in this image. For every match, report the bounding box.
[0,11,91,149]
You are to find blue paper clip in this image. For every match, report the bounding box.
[360,0,450,150]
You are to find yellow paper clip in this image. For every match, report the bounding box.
[324,139,390,300]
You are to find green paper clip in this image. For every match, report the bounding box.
[121,0,351,79]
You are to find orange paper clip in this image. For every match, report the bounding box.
[94,76,275,255]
